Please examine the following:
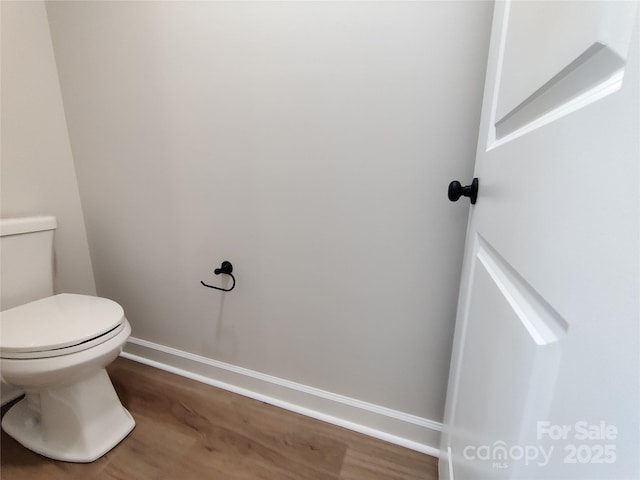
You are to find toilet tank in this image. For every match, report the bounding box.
[0,216,57,311]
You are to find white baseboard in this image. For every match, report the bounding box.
[121,337,442,457]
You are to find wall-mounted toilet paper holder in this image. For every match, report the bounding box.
[201,261,236,292]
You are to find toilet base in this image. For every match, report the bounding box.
[1,368,135,462]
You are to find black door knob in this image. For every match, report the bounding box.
[448,178,479,204]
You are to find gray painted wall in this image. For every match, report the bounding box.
[1,1,96,298]
[46,1,493,424]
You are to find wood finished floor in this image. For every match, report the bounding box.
[1,358,438,479]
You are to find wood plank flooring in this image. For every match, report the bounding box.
[1,358,438,479]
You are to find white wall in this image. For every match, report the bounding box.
[46,1,493,448]
[0,1,96,297]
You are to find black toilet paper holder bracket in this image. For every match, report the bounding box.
[201,261,236,292]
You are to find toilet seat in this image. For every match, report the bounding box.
[0,293,126,359]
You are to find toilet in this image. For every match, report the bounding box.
[0,216,135,462]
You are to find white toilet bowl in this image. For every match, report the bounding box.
[0,293,135,462]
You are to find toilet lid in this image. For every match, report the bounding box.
[0,294,125,355]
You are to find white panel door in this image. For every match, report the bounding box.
[440,2,639,479]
